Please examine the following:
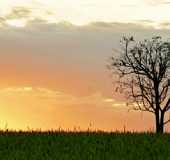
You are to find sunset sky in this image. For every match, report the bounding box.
[0,0,170,131]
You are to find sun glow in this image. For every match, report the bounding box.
[0,87,129,130]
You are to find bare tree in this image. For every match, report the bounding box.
[109,36,170,133]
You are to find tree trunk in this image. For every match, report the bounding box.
[155,111,161,133]
[155,111,164,134]
[154,81,163,133]
[159,111,164,133]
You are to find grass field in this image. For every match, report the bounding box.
[0,131,170,160]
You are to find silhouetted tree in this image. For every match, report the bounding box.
[109,36,170,133]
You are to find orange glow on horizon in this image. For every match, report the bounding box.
[0,86,156,132]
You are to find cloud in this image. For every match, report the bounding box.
[28,20,154,31]
[0,6,56,27]
[159,22,170,29]
[0,7,32,27]
[5,7,32,19]
[87,21,156,31]
[0,17,5,26]
[1,5,170,29]
[0,87,120,109]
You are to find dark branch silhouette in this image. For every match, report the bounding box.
[109,36,170,133]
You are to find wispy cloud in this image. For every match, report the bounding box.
[0,6,56,27]
[0,87,122,109]
[5,7,32,19]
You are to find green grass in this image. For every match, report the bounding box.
[0,131,170,160]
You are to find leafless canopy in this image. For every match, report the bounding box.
[109,36,170,133]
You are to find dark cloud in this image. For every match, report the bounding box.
[160,22,170,27]
[0,17,5,25]
[87,21,155,31]
[158,22,170,30]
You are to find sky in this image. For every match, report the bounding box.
[0,0,170,131]
[1,0,170,26]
